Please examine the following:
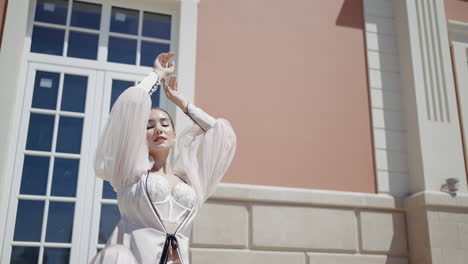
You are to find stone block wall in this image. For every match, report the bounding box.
[189,184,409,264]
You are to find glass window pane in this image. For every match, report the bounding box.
[67,31,99,60]
[32,71,60,110]
[10,246,39,263]
[143,12,171,39]
[71,1,101,30]
[45,202,75,243]
[99,204,120,244]
[150,87,160,108]
[110,79,134,110]
[34,0,68,25]
[26,114,55,152]
[140,41,170,67]
[51,158,79,197]
[20,155,49,195]
[31,26,65,56]
[102,181,116,199]
[43,248,70,264]
[56,117,83,154]
[61,74,88,113]
[14,200,44,242]
[107,37,136,65]
[110,7,138,35]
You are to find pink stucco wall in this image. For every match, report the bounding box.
[195,0,376,193]
[445,0,468,23]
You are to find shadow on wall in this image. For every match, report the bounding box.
[335,0,364,29]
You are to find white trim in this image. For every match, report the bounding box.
[212,183,405,210]
[172,0,198,160]
[0,0,35,258]
[392,0,467,194]
[448,19,468,37]
[449,21,468,202]
[363,0,409,197]
[404,190,468,209]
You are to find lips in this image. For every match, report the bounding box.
[154,136,167,142]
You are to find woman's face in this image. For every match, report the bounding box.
[146,109,176,156]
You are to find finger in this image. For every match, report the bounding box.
[162,81,170,95]
[169,76,176,87]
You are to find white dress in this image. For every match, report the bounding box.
[90,72,237,264]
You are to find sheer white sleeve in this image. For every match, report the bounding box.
[173,102,237,208]
[93,72,160,191]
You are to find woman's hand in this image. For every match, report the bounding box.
[154,52,176,80]
[162,75,189,113]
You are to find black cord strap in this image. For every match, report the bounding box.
[159,233,179,264]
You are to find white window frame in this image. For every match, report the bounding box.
[449,19,468,186]
[0,0,200,262]
[1,62,98,263]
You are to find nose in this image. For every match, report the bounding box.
[155,124,163,135]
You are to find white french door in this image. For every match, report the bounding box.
[1,64,161,264]
[86,71,148,262]
[2,63,98,263]
[1,0,178,262]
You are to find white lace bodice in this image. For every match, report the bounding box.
[146,173,196,233]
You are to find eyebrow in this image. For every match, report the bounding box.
[148,118,169,122]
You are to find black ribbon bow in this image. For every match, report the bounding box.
[159,233,179,264]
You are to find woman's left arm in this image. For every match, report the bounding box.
[164,76,237,207]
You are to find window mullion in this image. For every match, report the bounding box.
[137,9,143,66]
[62,0,74,57]
[98,1,111,63]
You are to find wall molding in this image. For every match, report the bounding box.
[211,183,404,210]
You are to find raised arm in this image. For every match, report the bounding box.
[93,81,153,190]
[93,53,175,191]
[163,76,237,208]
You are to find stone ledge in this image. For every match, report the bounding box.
[404,191,468,209]
[307,252,408,264]
[190,248,306,264]
[210,183,404,210]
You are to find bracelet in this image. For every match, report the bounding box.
[149,71,162,96]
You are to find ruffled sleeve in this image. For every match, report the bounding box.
[173,102,237,208]
[93,72,160,191]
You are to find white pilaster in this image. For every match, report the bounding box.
[394,0,467,194]
[0,0,32,257]
[172,0,199,158]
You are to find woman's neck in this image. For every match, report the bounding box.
[149,152,173,175]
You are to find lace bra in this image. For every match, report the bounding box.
[146,173,196,234]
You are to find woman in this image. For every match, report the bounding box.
[90,52,237,264]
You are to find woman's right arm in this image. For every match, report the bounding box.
[93,53,175,191]
[93,79,154,191]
